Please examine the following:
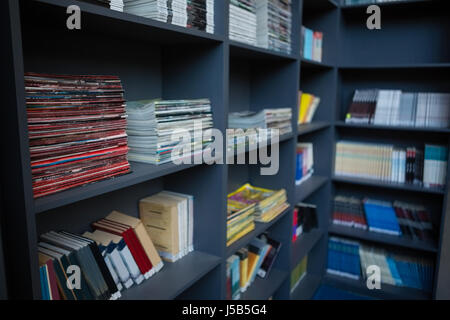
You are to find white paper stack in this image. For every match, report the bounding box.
[229,0,257,46]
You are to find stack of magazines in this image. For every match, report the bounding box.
[226,201,256,247]
[80,0,124,11]
[229,0,257,46]
[126,99,214,164]
[25,72,131,198]
[228,108,292,134]
[124,0,215,33]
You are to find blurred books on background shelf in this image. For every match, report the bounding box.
[298,92,320,125]
[227,234,281,300]
[290,255,308,293]
[25,72,131,199]
[301,26,323,62]
[345,89,450,128]
[126,99,213,165]
[292,203,318,242]
[295,143,314,185]
[335,141,448,189]
[327,236,434,293]
[344,0,409,5]
[38,211,163,300]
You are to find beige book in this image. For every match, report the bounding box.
[139,193,181,262]
[106,211,163,270]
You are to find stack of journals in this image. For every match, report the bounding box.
[345,89,450,128]
[292,203,318,242]
[226,202,256,247]
[80,0,124,11]
[298,92,320,125]
[290,255,308,293]
[126,99,213,165]
[25,72,130,198]
[255,0,292,54]
[228,108,292,135]
[124,0,215,34]
[301,26,323,62]
[334,141,448,189]
[328,237,435,292]
[227,234,281,299]
[229,0,257,46]
[363,198,402,236]
[228,183,289,224]
[38,211,163,300]
[332,195,368,230]
[139,191,195,262]
[295,143,314,185]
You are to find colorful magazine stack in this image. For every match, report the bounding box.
[124,0,215,34]
[298,91,320,124]
[229,0,257,46]
[38,211,163,300]
[226,202,256,247]
[80,0,124,11]
[25,72,131,199]
[295,143,314,185]
[228,108,292,134]
[126,99,213,164]
[301,26,323,62]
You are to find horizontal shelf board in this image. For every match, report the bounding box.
[323,274,431,300]
[32,0,223,44]
[291,229,324,267]
[303,0,339,11]
[226,208,291,257]
[301,58,333,69]
[336,121,450,134]
[290,273,322,300]
[295,175,328,203]
[229,40,298,61]
[341,0,433,9]
[34,161,204,213]
[120,251,221,300]
[328,224,438,253]
[332,176,446,195]
[297,122,330,136]
[338,63,450,69]
[241,268,288,300]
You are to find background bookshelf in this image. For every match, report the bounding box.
[0,0,449,300]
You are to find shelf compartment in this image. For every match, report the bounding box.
[323,274,431,300]
[336,122,450,134]
[290,273,322,300]
[297,122,330,136]
[291,229,324,267]
[328,224,438,253]
[332,176,446,195]
[120,251,221,300]
[295,176,328,203]
[241,268,288,300]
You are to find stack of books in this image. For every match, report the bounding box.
[38,211,163,300]
[80,0,124,11]
[332,195,368,230]
[334,141,448,189]
[228,183,289,224]
[292,203,318,242]
[126,99,214,164]
[255,0,292,54]
[345,89,450,128]
[301,26,323,62]
[229,0,257,46]
[124,0,215,33]
[363,198,402,236]
[295,143,314,185]
[227,234,281,299]
[228,108,292,134]
[298,92,320,125]
[226,202,256,247]
[290,255,308,293]
[394,201,435,242]
[25,72,131,199]
[139,191,195,262]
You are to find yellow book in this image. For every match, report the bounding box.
[226,222,255,247]
[237,248,249,292]
[299,93,314,124]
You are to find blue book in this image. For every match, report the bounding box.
[303,27,314,60]
[295,152,303,182]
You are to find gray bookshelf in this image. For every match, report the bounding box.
[0,0,449,301]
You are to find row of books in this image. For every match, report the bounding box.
[227,234,281,300]
[295,143,314,185]
[229,0,292,54]
[301,26,323,62]
[298,92,320,125]
[327,237,434,292]
[227,183,289,246]
[25,72,131,199]
[123,0,214,33]
[292,203,318,242]
[335,141,448,189]
[290,255,307,293]
[344,0,408,5]
[38,211,164,300]
[345,89,450,128]
[332,195,435,241]
[126,99,214,165]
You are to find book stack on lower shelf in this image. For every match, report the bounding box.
[25,72,131,199]
[38,211,163,300]
[335,141,448,190]
[327,236,434,293]
[227,234,281,300]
